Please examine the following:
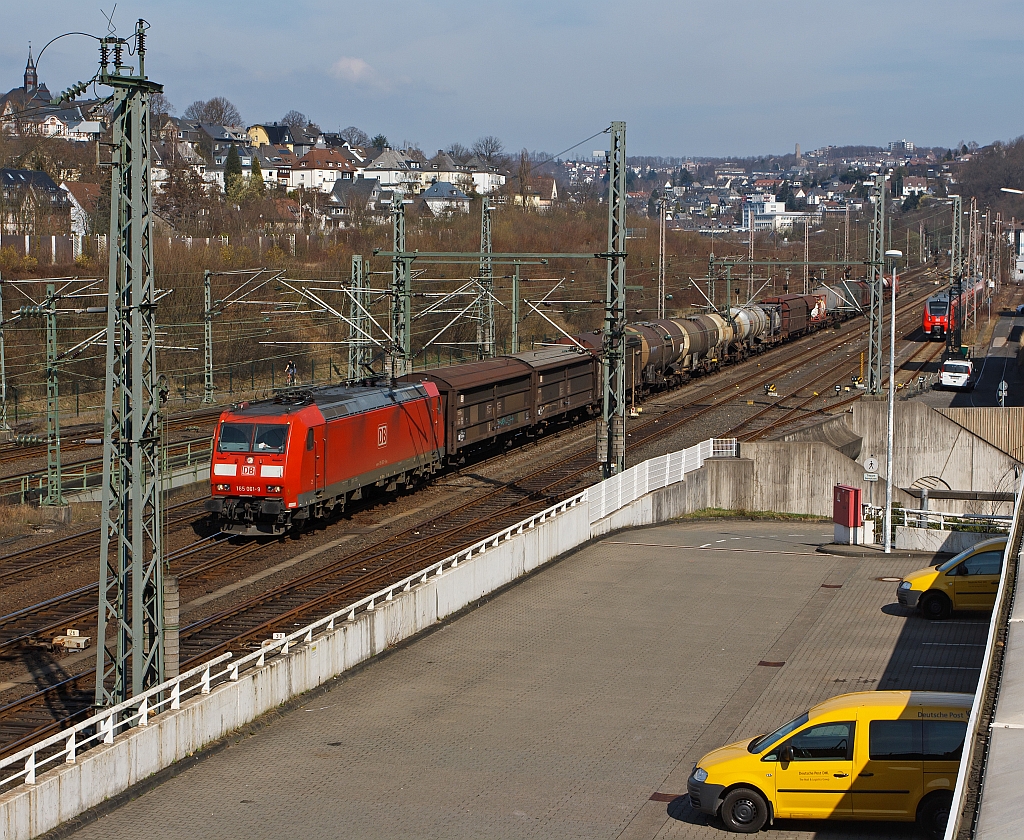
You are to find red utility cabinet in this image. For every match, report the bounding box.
[833,484,862,528]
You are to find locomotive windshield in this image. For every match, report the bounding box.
[928,301,948,315]
[217,422,289,453]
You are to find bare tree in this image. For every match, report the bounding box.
[281,110,307,131]
[447,142,470,160]
[472,135,505,163]
[341,126,370,147]
[183,96,242,126]
[150,92,174,123]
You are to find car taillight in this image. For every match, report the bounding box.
[215,483,230,491]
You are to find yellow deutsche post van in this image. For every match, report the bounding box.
[897,537,1006,620]
[686,690,971,837]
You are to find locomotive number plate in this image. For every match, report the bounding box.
[236,485,259,494]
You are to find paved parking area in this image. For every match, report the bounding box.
[66,520,985,840]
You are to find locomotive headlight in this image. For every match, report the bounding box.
[246,456,254,464]
[266,485,282,493]
[215,483,230,491]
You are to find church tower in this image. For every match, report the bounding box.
[24,46,37,93]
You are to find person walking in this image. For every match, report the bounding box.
[286,359,297,387]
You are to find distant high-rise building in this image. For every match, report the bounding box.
[795,143,801,162]
[888,139,915,153]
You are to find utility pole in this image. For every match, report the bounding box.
[511,263,521,354]
[867,173,886,394]
[202,270,213,403]
[0,271,11,441]
[477,197,494,357]
[919,220,924,264]
[599,121,627,479]
[348,254,371,380]
[803,219,810,294]
[844,203,850,266]
[91,20,167,707]
[387,196,411,378]
[658,195,667,319]
[948,195,963,359]
[42,285,62,506]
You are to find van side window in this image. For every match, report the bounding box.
[770,722,854,761]
[923,721,968,761]
[870,720,921,760]
[306,428,315,451]
[960,551,1002,576]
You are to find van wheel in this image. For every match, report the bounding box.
[917,791,953,839]
[720,787,768,833]
[920,592,952,620]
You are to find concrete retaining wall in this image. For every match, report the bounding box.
[893,527,1003,554]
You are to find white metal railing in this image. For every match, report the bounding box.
[588,438,737,524]
[0,654,232,791]
[865,504,1013,533]
[0,437,730,796]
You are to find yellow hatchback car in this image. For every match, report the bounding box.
[896,537,1006,620]
[687,690,970,837]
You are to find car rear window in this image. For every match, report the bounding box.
[943,363,970,375]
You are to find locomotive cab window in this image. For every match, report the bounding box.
[254,424,288,453]
[217,423,254,452]
[217,423,289,453]
[306,428,315,450]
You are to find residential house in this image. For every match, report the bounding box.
[60,181,101,236]
[419,182,471,217]
[513,177,558,211]
[248,123,294,150]
[256,146,298,191]
[325,177,390,227]
[290,148,356,193]
[261,198,302,232]
[1,168,70,234]
[361,147,420,190]
[902,176,930,196]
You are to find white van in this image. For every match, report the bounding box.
[938,359,973,390]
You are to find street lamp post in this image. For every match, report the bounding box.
[883,249,903,554]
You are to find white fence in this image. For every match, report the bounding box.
[0,437,736,838]
[589,438,736,523]
[866,504,1013,533]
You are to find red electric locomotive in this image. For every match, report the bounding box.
[207,382,444,535]
[923,292,950,339]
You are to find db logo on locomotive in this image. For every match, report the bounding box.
[377,424,388,448]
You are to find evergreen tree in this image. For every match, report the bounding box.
[224,145,243,195]
[250,155,265,197]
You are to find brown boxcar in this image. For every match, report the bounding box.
[761,294,810,337]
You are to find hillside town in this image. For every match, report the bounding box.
[0,48,998,248]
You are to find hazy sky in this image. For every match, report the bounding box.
[3,0,1022,158]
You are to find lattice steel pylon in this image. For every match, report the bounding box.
[947,195,963,358]
[348,254,372,380]
[202,270,214,403]
[93,21,167,707]
[387,197,411,379]
[476,197,495,358]
[866,173,886,394]
[599,121,627,479]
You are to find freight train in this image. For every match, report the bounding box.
[207,289,871,535]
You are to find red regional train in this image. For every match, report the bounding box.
[922,279,983,340]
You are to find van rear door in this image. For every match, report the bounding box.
[852,718,921,818]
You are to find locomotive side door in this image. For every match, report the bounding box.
[314,425,325,493]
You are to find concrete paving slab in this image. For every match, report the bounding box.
[62,520,986,840]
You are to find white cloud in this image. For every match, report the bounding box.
[330,57,373,83]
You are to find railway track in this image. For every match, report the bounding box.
[0,275,940,755]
